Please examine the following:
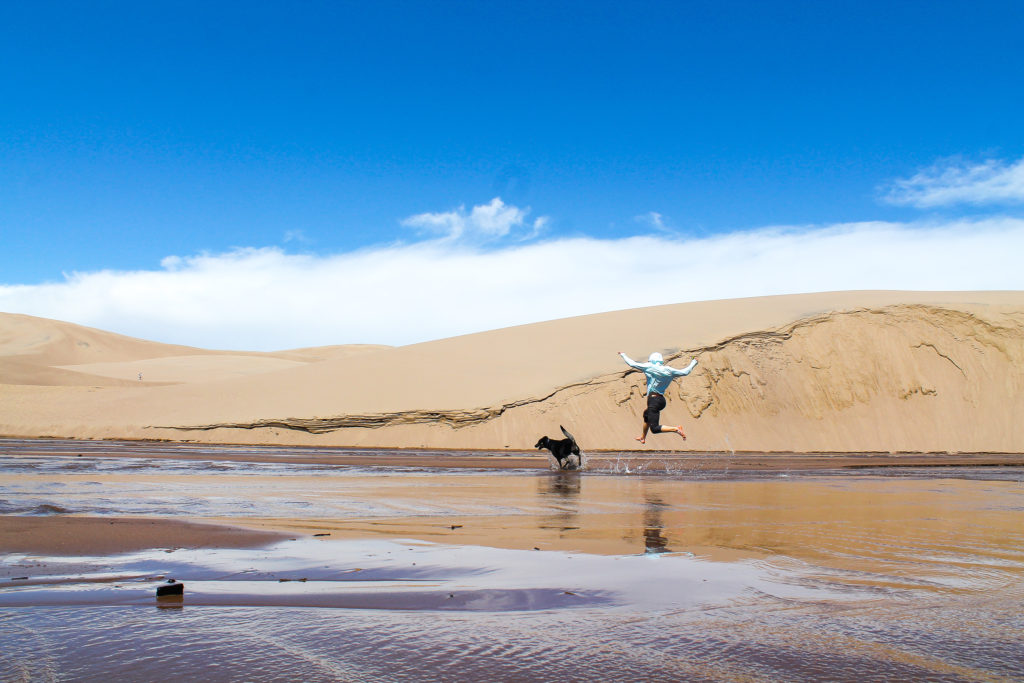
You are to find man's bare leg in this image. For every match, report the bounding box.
[635,422,650,444]
[657,425,687,440]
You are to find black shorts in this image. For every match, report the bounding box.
[642,392,667,433]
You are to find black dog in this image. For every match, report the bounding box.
[535,425,584,470]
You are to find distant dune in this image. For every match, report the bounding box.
[2,291,1022,454]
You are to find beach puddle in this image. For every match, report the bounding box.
[1,440,1023,680]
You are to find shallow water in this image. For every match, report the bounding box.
[2,441,1023,681]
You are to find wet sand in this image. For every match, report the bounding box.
[4,436,1022,469]
[0,517,290,556]
[2,439,1024,680]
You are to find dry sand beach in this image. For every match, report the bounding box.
[2,291,1024,680]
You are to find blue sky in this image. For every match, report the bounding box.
[2,1,1023,348]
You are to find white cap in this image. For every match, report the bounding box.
[648,352,663,363]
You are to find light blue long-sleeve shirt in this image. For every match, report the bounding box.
[619,353,698,395]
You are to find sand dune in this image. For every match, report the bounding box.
[2,291,1022,454]
[269,344,393,362]
[1,312,391,386]
[0,312,211,366]
[0,313,217,387]
[58,355,308,384]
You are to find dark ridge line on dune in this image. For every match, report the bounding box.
[149,304,1016,435]
[149,382,584,434]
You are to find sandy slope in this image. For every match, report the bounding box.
[0,312,211,364]
[57,355,308,383]
[2,291,1023,453]
[0,312,390,385]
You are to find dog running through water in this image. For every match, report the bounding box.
[535,425,584,470]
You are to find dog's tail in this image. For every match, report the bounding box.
[560,425,581,452]
[560,425,584,467]
[559,425,578,444]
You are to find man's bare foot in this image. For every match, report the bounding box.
[635,436,646,444]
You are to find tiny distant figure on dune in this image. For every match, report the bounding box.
[535,425,584,470]
[618,351,697,444]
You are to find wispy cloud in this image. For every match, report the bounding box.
[2,217,1021,350]
[637,211,666,230]
[282,229,311,244]
[884,156,1024,208]
[635,211,681,235]
[401,197,549,242]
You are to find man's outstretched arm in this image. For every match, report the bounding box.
[618,351,647,371]
[670,358,698,376]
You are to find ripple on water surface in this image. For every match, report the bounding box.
[3,597,1022,682]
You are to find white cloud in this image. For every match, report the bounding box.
[884,156,1024,208]
[2,217,1021,350]
[401,197,548,242]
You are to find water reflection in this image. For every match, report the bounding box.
[537,470,581,498]
[642,491,670,554]
[156,594,184,610]
[537,471,581,536]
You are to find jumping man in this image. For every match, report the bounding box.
[618,351,698,444]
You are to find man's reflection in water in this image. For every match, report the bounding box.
[538,471,581,532]
[643,494,671,554]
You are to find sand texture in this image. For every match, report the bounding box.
[2,291,1023,453]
